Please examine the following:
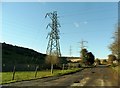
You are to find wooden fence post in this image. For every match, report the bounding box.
[51,64,53,74]
[35,65,39,78]
[12,65,16,80]
[62,64,64,72]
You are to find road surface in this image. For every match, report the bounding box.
[2,65,119,88]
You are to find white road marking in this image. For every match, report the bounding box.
[96,79,113,86]
[71,77,90,86]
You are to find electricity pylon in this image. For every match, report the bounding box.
[69,45,72,57]
[80,39,88,50]
[45,11,61,57]
[78,39,88,58]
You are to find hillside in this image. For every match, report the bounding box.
[1,43,68,71]
[2,42,46,65]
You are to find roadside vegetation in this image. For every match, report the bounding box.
[110,65,120,82]
[1,68,81,84]
[108,26,119,75]
[1,43,83,84]
[2,43,69,71]
[80,48,95,66]
[112,66,120,73]
[108,26,119,64]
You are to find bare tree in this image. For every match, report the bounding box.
[45,51,59,74]
[109,26,120,61]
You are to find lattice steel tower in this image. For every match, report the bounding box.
[45,11,61,57]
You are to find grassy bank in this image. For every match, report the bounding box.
[1,68,82,84]
[111,65,120,74]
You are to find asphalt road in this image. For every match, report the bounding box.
[2,65,119,88]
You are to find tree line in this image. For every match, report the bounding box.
[108,25,120,65]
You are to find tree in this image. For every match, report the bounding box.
[81,48,88,57]
[86,52,95,65]
[80,49,95,66]
[102,59,107,65]
[95,58,101,65]
[109,26,120,61]
[45,52,59,74]
[80,48,88,64]
[108,54,116,64]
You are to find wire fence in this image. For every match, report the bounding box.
[1,63,81,84]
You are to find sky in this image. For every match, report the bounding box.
[1,2,118,59]
[1,0,119,2]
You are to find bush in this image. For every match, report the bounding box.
[111,64,117,67]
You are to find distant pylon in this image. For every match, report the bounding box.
[80,39,88,50]
[45,11,61,57]
[69,45,72,57]
[78,39,88,57]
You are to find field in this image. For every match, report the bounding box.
[1,68,81,84]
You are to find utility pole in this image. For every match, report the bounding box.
[45,11,61,57]
[69,45,72,57]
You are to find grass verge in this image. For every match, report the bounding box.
[1,68,82,84]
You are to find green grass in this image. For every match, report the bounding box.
[1,68,81,84]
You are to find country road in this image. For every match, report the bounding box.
[2,65,119,88]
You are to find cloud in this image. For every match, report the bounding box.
[74,22,80,28]
[73,21,88,28]
[83,21,88,24]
